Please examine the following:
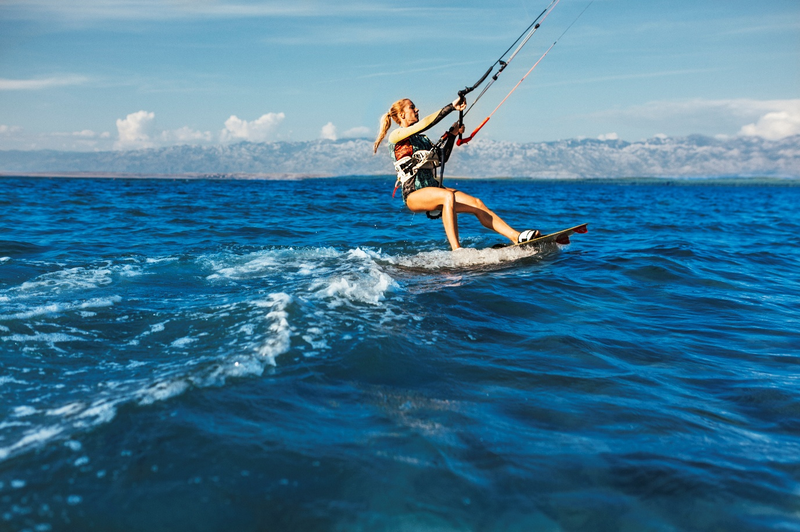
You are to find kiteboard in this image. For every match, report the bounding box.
[493,223,589,249]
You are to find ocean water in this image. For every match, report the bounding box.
[0,175,798,531]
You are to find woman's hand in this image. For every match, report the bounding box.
[449,121,465,137]
[452,95,467,111]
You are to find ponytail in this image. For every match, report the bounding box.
[373,112,392,154]
[372,99,411,154]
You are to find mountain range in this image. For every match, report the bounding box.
[1,135,798,178]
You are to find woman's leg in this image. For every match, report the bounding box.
[406,187,523,250]
[451,189,520,243]
[405,187,461,249]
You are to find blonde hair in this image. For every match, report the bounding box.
[373,99,411,154]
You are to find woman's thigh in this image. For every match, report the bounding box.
[405,187,453,212]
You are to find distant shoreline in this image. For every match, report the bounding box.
[0,171,333,180]
[2,172,798,186]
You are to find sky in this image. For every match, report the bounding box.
[0,0,798,151]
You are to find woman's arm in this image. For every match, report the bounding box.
[388,103,456,145]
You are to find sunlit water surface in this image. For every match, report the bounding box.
[1,176,798,531]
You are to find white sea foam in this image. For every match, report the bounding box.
[64,440,82,451]
[145,256,178,264]
[204,247,343,282]
[302,327,328,351]
[0,427,64,461]
[170,336,196,348]
[206,251,279,280]
[0,247,401,463]
[0,376,27,386]
[324,274,395,306]
[130,321,168,344]
[257,292,293,366]
[19,265,114,293]
[137,380,190,405]
[310,248,399,308]
[389,245,542,271]
[0,421,30,429]
[80,297,121,309]
[123,293,297,404]
[46,403,84,417]
[2,385,153,462]
[297,263,316,276]
[1,303,61,320]
[13,406,38,417]
[75,400,118,426]
[2,332,84,344]
[222,358,267,379]
[0,296,122,321]
[0,261,157,462]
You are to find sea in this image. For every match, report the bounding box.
[0,175,798,531]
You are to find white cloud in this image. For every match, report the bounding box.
[1,1,457,22]
[4,113,338,151]
[320,122,337,141]
[0,75,88,90]
[597,132,618,141]
[116,114,213,149]
[220,113,285,143]
[0,125,23,135]
[0,128,113,151]
[115,110,155,149]
[52,130,96,138]
[160,126,213,143]
[2,1,327,21]
[342,126,370,138]
[2,110,268,152]
[586,98,800,140]
[739,104,800,140]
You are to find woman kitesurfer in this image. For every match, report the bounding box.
[373,97,539,251]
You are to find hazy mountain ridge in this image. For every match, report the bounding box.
[1,135,798,178]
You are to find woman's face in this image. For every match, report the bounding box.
[400,101,419,126]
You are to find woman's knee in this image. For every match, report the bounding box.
[442,189,456,208]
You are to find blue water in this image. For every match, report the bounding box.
[1,176,799,531]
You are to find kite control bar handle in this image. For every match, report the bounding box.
[459,65,493,99]
[455,65,492,143]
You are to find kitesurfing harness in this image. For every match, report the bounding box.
[390,110,459,218]
[393,145,442,187]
